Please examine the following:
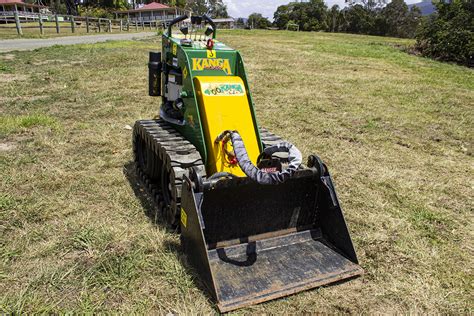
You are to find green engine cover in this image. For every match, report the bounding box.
[159,32,262,165]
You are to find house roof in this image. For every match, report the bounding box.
[115,2,175,13]
[213,18,235,23]
[0,0,47,7]
[0,0,24,4]
[140,2,170,10]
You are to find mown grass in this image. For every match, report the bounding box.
[0,30,472,313]
[0,114,60,136]
[0,22,151,39]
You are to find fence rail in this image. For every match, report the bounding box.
[0,12,172,36]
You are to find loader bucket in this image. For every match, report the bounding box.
[180,157,363,312]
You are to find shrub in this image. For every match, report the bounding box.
[415,0,473,66]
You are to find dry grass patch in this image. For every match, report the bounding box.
[0,30,473,313]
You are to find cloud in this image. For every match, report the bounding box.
[222,0,296,19]
[223,0,421,19]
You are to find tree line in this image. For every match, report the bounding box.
[47,0,228,19]
[272,0,421,38]
[246,0,471,66]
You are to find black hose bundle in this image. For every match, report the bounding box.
[216,131,303,185]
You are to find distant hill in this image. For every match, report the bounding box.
[408,0,436,15]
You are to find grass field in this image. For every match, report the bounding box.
[0,30,473,313]
[0,21,149,39]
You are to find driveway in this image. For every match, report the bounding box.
[0,32,156,53]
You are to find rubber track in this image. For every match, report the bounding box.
[259,127,287,148]
[259,127,290,162]
[133,119,206,227]
[133,119,287,227]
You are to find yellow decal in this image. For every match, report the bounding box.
[183,67,188,79]
[172,43,177,56]
[180,208,187,228]
[192,58,232,75]
[207,49,217,58]
[203,83,245,96]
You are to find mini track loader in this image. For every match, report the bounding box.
[133,15,363,312]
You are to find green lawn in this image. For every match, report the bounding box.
[0,30,472,313]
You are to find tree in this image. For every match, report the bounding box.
[326,5,342,32]
[274,4,293,29]
[274,0,327,31]
[379,0,420,37]
[248,13,271,29]
[303,0,328,31]
[404,6,422,38]
[416,0,473,65]
[236,17,246,28]
[345,0,387,10]
[167,0,187,8]
[208,0,228,18]
[187,0,207,15]
[344,4,375,34]
[381,0,407,36]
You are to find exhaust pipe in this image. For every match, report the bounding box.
[148,51,162,96]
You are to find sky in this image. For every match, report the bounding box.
[222,0,420,19]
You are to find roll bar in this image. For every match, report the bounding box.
[167,14,217,39]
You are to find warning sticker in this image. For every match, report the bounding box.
[180,208,187,228]
[172,43,178,56]
[203,83,245,96]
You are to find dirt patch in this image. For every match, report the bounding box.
[0,95,48,104]
[31,59,85,67]
[70,60,86,66]
[0,74,28,82]
[0,54,15,60]
[31,59,67,66]
[0,141,16,152]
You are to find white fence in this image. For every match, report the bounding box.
[0,11,175,35]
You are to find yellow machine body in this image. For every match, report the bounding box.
[194,76,260,176]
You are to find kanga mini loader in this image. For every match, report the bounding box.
[133,15,363,312]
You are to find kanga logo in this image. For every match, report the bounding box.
[192,58,232,75]
[204,83,245,96]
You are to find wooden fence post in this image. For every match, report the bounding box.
[141,20,144,30]
[98,19,101,32]
[14,12,22,36]
[86,16,90,33]
[108,19,112,32]
[70,15,75,33]
[38,13,44,35]
[119,19,123,32]
[127,19,130,31]
[55,14,60,33]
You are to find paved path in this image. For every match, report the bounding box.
[0,32,156,53]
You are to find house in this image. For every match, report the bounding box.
[114,2,190,22]
[0,0,48,17]
[213,17,235,29]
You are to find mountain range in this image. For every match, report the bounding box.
[408,0,436,15]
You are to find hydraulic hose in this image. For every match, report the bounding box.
[217,131,303,185]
